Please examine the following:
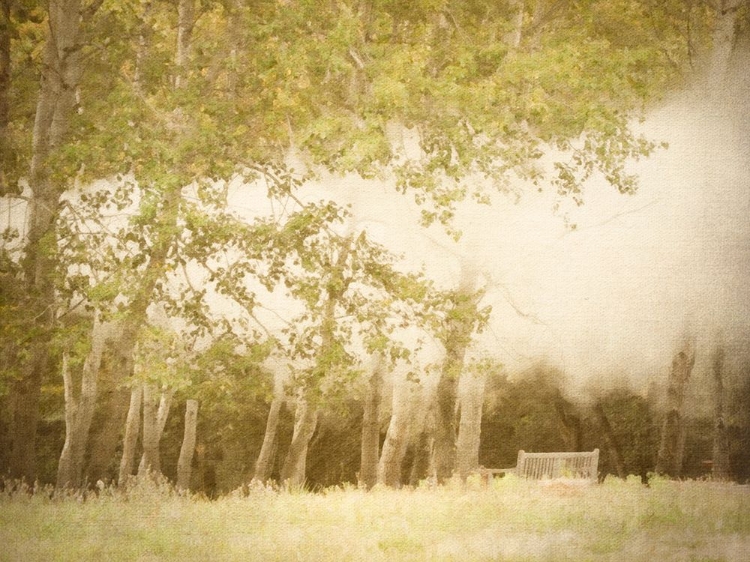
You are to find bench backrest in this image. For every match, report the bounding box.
[515,449,599,481]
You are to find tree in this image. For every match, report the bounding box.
[656,338,696,477]
[359,353,384,489]
[431,266,488,482]
[4,0,724,486]
[711,343,731,480]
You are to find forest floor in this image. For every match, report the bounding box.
[1,475,748,561]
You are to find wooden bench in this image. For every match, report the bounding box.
[478,449,600,482]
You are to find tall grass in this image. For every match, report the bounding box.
[1,475,748,561]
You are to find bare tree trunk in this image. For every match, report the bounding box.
[280,397,318,488]
[8,0,92,482]
[712,345,731,480]
[656,340,696,477]
[594,402,626,479]
[378,390,412,487]
[177,399,198,490]
[118,385,143,486]
[456,372,486,480]
[359,354,384,489]
[253,394,284,482]
[56,314,110,489]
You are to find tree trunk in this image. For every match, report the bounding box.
[506,0,525,49]
[408,429,432,486]
[139,383,161,476]
[712,345,731,480]
[378,391,412,487]
[655,340,696,477]
[138,384,174,477]
[554,393,583,452]
[359,354,384,489]
[594,402,626,479]
[56,313,109,489]
[0,0,10,191]
[456,372,486,480]
[86,381,130,484]
[432,269,479,483]
[8,0,90,483]
[707,0,744,87]
[177,399,198,490]
[118,385,143,486]
[280,397,318,488]
[253,394,284,482]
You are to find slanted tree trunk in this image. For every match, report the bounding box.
[656,340,696,477]
[177,399,198,491]
[279,396,318,488]
[712,345,731,480]
[456,372,486,480]
[594,402,626,479]
[359,354,384,489]
[118,385,143,486]
[253,394,284,483]
[56,314,110,489]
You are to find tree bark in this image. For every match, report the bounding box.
[594,401,626,479]
[279,396,318,488]
[118,385,143,486]
[139,383,161,475]
[432,269,479,483]
[86,381,130,484]
[655,340,696,477]
[177,399,198,490]
[8,0,90,482]
[56,313,110,489]
[408,429,432,486]
[359,354,384,489]
[456,372,486,480]
[138,384,173,476]
[712,345,731,480]
[253,394,284,483]
[0,0,10,191]
[378,390,412,487]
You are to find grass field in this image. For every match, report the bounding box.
[1,475,748,561]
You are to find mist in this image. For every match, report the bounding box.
[285,68,750,400]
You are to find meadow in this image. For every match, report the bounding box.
[1,476,748,562]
